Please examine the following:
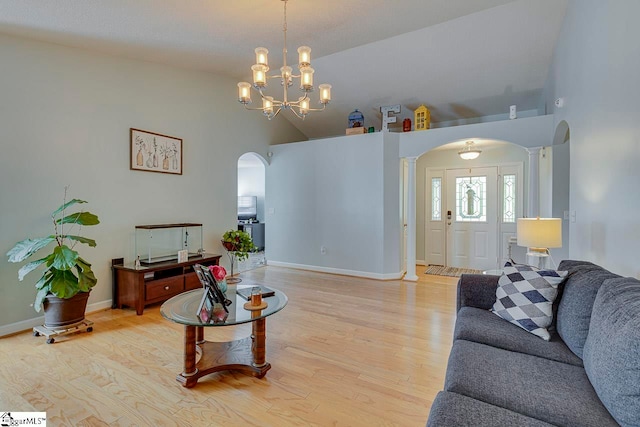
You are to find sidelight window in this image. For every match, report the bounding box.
[431,177,442,221]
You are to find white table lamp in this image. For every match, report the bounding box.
[517,218,562,269]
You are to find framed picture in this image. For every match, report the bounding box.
[196,290,214,323]
[193,265,232,314]
[130,128,182,175]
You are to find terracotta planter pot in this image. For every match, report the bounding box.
[43,291,90,328]
[222,241,236,251]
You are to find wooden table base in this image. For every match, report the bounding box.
[177,318,271,388]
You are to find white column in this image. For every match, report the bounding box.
[404,156,418,281]
[527,147,542,218]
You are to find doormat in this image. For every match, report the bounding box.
[425,265,484,277]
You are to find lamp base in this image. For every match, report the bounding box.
[526,248,551,270]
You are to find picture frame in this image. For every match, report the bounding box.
[196,289,214,323]
[130,128,182,175]
[193,264,232,313]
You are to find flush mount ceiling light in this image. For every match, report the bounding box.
[458,141,482,160]
[237,0,331,120]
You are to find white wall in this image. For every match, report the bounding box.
[266,132,402,279]
[544,0,640,277]
[0,34,305,332]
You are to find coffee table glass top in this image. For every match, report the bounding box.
[161,285,288,327]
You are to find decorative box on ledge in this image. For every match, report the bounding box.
[346,127,366,136]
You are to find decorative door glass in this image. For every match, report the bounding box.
[431,177,442,220]
[503,174,516,223]
[456,176,487,222]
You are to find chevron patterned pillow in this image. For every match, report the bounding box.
[492,262,568,340]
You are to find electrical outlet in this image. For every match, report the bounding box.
[320,246,327,255]
[570,211,576,223]
[564,210,570,220]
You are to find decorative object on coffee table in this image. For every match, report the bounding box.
[208,265,228,293]
[221,229,256,284]
[6,187,100,343]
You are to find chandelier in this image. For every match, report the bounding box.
[237,0,331,120]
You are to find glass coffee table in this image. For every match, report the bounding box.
[161,285,288,388]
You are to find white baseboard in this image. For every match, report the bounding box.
[0,299,113,338]
[416,260,426,266]
[267,260,404,280]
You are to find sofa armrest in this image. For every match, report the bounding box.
[456,273,500,313]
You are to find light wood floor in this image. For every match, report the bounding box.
[0,266,458,427]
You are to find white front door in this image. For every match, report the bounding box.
[445,167,498,270]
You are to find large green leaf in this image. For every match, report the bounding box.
[6,236,56,263]
[76,257,92,270]
[52,245,79,271]
[49,269,79,299]
[34,287,49,313]
[17,256,52,281]
[64,235,97,247]
[51,199,87,217]
[56,212,99,226]
[35,271,52,290]
[76,259,97,292]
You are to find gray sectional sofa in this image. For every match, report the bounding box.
[427,260,640,427]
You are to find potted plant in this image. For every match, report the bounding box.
[221,229,255,283]
[222,229,256,261]
[6,190,100,328]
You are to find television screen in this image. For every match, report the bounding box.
[238,196,257,220]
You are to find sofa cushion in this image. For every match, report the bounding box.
[444,340,619,427]
[491,262,567,340]
[454,306,583,366]
[555,261,620,358]
[427,391,555,427]
[583,277,640,427]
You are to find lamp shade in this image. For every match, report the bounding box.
[517,218,562,249]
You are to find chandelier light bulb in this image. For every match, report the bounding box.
[298,96,310,115]
[300,67,314,91]
[237,82,252,104]
[281,66,293,87]
[262,96,274,118]
[252,64,267,88]
[298,46,311,67]
[255,47,269,67]
[319,84,331,104]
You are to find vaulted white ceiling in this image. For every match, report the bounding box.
[0,0,568,139]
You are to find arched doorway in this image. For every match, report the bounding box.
[418,139,528,271]
[237,152,267,272]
